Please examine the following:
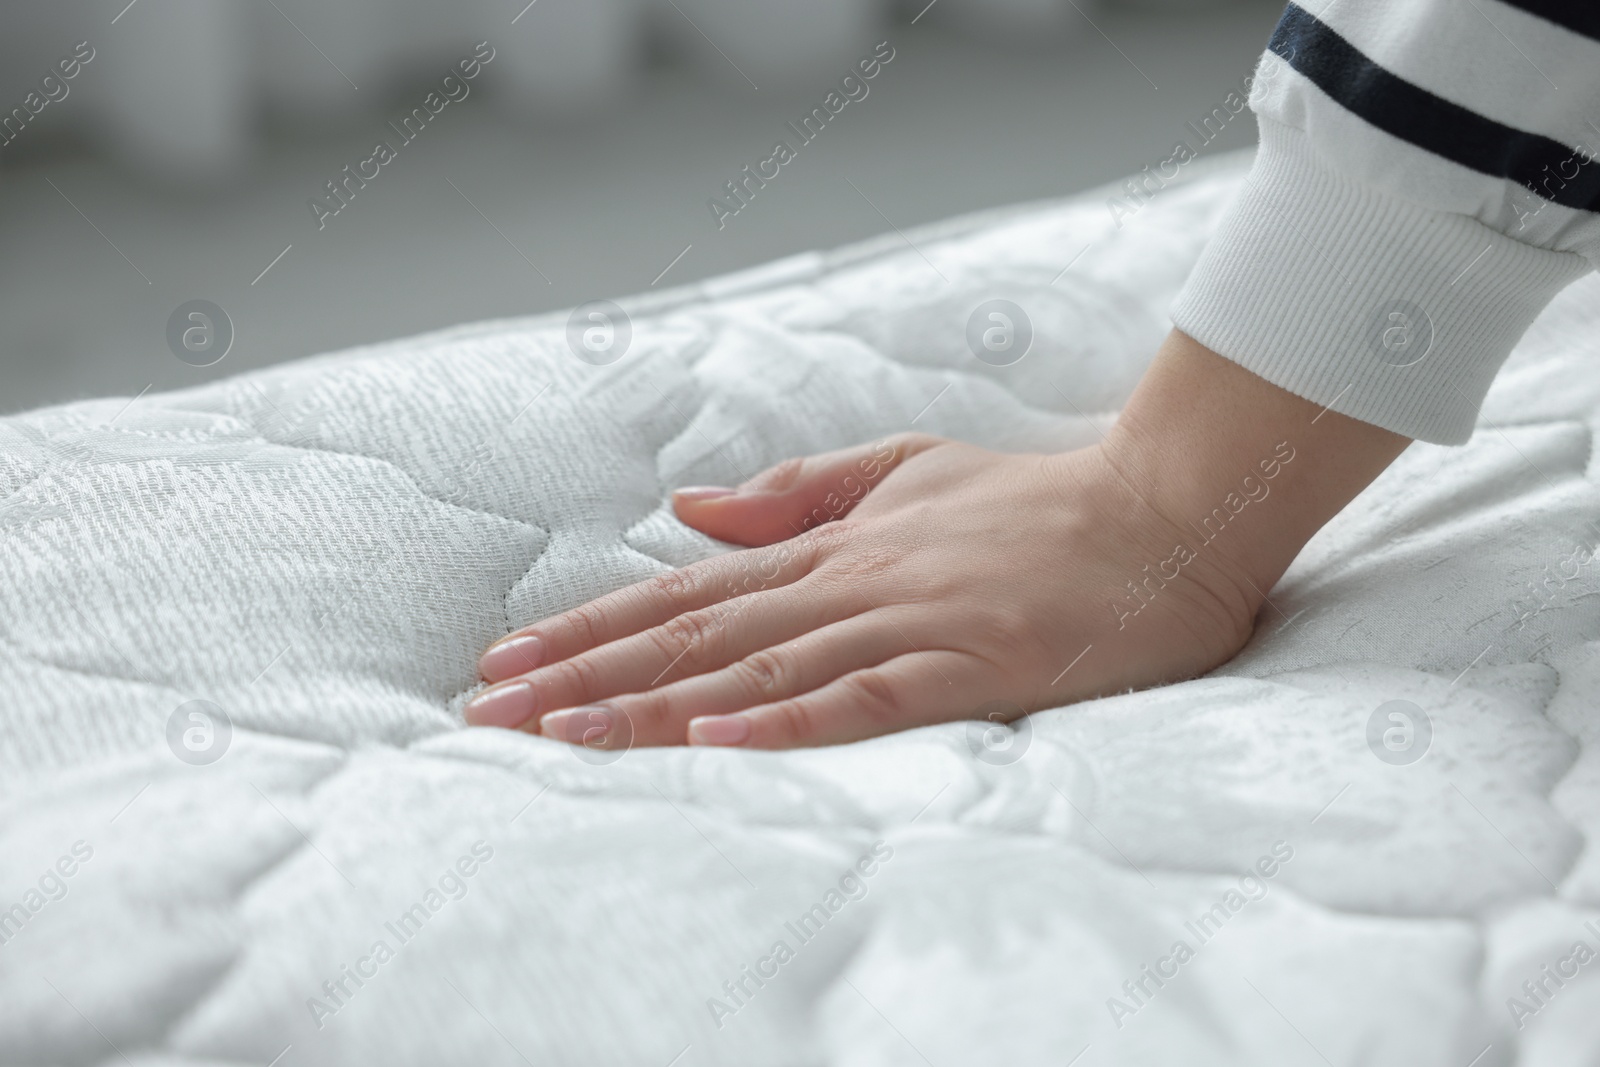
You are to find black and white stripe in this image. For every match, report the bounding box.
[1492,0,1600,42]
[1269,2,1600,213]
[1169,0,1600,445]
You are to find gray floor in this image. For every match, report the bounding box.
[0,2,1279,415]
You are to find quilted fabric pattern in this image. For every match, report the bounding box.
[3,152,1599,1066]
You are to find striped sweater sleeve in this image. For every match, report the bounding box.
[1169,0,1600,444]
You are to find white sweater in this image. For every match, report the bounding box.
[1170,0,1600,444]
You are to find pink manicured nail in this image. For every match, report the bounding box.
[479,634,544,680]
[674,486,735,501]
[538,708,579,742]
[541,707,607,744]
[688,714,750,747]
[464,681,537,729]
[543,706,635,755]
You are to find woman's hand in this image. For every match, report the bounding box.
[463,330,1410,749]
[466,432,1259,748]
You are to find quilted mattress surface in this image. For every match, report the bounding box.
[4,152,1600,1066]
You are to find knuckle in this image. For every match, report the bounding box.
[811,535,896,587]
[769,699,817,744]
[882,432,942,463]
[563,602,608,649]
[843,668,903,723]
[975,605,1039,654]
[797,518,858,556]
[616,688,672,732]
[548,653,605,701]
[732,545,791,590]
[654,609,724,664]
[642,567,701,611]
[751,456,807,493]
[723,548,781,594]
[735,648,795,699]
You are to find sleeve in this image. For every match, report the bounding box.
[1169,0,1600,444]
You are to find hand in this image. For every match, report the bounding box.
[465,431,1261,748]
[464,334,1401,751]
[463,330,1410,749]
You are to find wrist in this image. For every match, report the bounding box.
[1096,329,1411,608]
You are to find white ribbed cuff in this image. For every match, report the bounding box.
[1171,117,1590,444]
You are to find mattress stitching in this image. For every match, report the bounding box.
[5,163,1598,1056]
[0,627,188,697]
[453,355,713,705]
[223,415,559,718]
[144,756,352,1056]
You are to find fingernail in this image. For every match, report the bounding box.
[674,486,735,501]
[541,706,607,744]
[688,714,750,747]
[479,634,544,680]
[464,681,537,729]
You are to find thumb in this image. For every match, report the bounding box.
[672,433,942,546]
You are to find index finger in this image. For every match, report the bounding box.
[478,534,820,682]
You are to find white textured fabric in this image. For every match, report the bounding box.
[1172,117,1592,444]
[4,154,1600,1066]
[1173,0,1600,445]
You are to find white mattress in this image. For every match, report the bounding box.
[4,152,1600,1067]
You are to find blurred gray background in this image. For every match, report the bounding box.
[0,0,1280,415]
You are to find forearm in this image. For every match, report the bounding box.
[1096,328,1411,609]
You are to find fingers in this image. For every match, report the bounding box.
[469,432,957,743]
[688,650,990,749]
[477,580,869,730]
[540,615,917,746]
[477,538,817,685]
[672,432,943,547]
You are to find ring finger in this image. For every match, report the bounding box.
[467,579,867,730]
[540,613,921,747]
